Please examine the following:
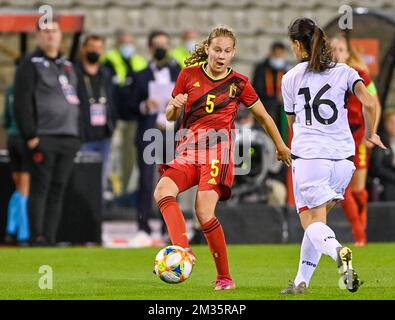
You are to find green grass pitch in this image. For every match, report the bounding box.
[0,243,394,300]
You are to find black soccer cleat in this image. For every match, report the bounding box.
[337,246,362,293]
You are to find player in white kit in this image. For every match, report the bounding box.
[280,18,386,294]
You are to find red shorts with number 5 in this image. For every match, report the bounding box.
[159,160,234,201]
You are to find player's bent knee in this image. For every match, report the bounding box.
[154,178,178,203]
[154,184,170,203]
[195,207,215,225]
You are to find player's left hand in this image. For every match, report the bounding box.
[277,146,292,167]
[366,133,387,150]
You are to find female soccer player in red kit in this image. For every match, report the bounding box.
[331,34,382,246]
[154,26,292,290]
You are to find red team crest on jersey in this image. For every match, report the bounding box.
[228,82,237,98]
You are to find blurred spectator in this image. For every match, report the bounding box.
[252,41,290,136]
[103,30,147,195]
[76,34,117,194]
[371,108,395,201]
[14,19,80,246]
[2,64,30,245]
[252,42,290,191]
[235,108,286,205]
[130,30,181,245]
[170,29,199,68]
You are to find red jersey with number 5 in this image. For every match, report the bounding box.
[160,63,260,200]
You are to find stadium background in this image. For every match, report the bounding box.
[0,1,395,245]
[0,0,394,302]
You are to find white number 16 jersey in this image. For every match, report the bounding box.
[281,62,363,160]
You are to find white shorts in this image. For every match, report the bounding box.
[292,158,355,214]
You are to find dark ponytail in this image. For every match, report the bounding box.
[288,18,334,72]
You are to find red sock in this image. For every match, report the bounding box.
[352,189,368,232]
[201,217,231,280]
[158,196,189,248]
[341,188,366,242]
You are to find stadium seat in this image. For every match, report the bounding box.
[125,10,147,34]
[3,0,38,6]
[181,0,216,8]
[142,7,179,34]
[214,0,250,8]
[356,0,386,7]
[311,8,338,27]
[321,0,352,8]
[105,8,131,33]
[255,35,279,58]
[254,0,284,8]
[288,0,318,8]
[178,8,214,32]
[263,10,289,34]
[246,8,271,34]
[82,9,109,34]
[73,0,109,7]
[236,36,260,61]
[147,0,181,7]
[113,0,146,7]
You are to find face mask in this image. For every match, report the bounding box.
[154,48,167,61]
[269,57,286,70]
[86,51,100,64]
[185,40,196,52]
[119,44,135,59]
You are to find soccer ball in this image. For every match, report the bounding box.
[154,245,194,284]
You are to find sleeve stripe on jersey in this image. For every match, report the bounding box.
[246,98,260,109]
[285,111,296,115]
[352,78,364,95]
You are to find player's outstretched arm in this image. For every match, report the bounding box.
[249,100,292,167]
[166,94,188,121]
[354,81,386,150]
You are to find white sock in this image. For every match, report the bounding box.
[294,232,322,287]
[305,222,341,262]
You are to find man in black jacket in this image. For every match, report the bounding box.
[76,34,116,194]
[130,30,180,246]
[14,20,80,246]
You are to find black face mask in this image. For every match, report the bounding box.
[153,48,167,61]
[86,51,100,64]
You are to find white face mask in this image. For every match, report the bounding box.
[119,44,135,59]
[269,57,286,70]
[185,40,197,53]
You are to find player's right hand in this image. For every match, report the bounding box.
[277,145,292,167]
[172,94,188,109]
[366,133,387,150]
[27,137,40,150]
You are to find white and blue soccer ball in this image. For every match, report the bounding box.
[154,245,194,284]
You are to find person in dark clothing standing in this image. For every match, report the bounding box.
[2,79,30,245]
[252,42,290,136]
[14,20,80,246]
[76,34,117,192]
[103,30,148,196]
[252,41,290,189]
[130,30,181,246]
